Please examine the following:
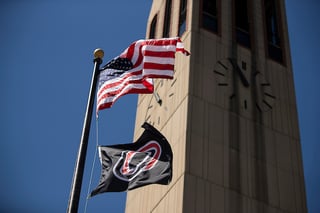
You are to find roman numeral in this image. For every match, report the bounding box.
[218,83,228,86]
[263,100,273,109]
[264,92,276,99]
[214,70,225,76]
[218,61,228,70]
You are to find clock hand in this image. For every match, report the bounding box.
[235,65,250,87]
[153,92,162,106]
[229,59,250,87]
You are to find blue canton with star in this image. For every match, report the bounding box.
[98,57,133,88]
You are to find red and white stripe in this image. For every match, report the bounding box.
[120,37,189,79]
[97,37,189,113]
[97,74,153,112]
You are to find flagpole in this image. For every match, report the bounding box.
[67,48,104,213]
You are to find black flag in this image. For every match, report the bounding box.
[90,122,173,196]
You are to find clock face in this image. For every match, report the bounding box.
[164,78,176,112]
[144,77,178,126]
[253,71,276,112]
[214,58,275,113]
[145,89,160,126]
[213,58,234,93]
[214,58,250,111]
[144,95,153,124]
[143,78,169,126]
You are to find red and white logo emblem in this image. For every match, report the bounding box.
[113,140,162,182]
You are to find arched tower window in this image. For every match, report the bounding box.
[201,0,218,33]
[235,0,251,47]
[149,14,158,39]
[264,0,284,63]
[163,0,172,38]
[178,0,187,36]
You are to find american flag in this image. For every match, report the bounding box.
[96,37,189,112]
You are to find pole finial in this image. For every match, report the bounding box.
[94,48,104,60]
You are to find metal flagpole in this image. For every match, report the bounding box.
[67,49,104,213]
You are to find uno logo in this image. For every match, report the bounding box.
[113,140,162,182]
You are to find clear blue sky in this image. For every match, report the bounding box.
[1,0,319,212]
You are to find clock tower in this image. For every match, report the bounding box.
[126,0,307,212]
